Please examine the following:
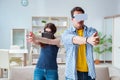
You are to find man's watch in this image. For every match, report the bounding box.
[86,37,88,43]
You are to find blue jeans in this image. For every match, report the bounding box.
[34,68,58,80]
[77,71,95,80]
[66,71,95,80]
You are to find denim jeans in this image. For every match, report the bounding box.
[77,71,95,80]
[66,71,95,80]
[34,68,58,80]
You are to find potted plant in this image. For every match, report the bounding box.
[94,32,112,64]
[41,20,46,26]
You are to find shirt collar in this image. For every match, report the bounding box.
[70,25,87,32]
[71,25,76,32]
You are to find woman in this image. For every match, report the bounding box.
[27,23,60,80]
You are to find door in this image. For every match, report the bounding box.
[113,16,120,68]
[103,18,113,62]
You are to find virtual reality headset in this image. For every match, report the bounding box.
[74,14,88,22]
[42,32,54,39]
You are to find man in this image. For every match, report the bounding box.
[61,6,100,80]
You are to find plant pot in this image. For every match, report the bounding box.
[95,59,100,64]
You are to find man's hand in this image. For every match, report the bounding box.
[87,32,100,46]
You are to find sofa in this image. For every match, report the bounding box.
[95,65,120,80]
[10,65,120,80]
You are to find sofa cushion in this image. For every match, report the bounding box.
[95,66,110,80]
[10,65,65,80]
[10,66,35,80]
[111,76,120,80]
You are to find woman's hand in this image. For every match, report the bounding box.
[27,32,36,43]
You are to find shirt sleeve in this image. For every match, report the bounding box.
[61,30,76,45]
[88,27,98,36]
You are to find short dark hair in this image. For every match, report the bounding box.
[71,6,85,18]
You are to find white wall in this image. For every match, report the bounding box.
[117,0,120,13]
[0,0,119,49]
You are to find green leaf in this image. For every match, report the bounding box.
[93,31,112,59]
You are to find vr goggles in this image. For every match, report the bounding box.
[74,14,88,22]
[42,32,54,39]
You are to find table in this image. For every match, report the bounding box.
[9,49,28,66]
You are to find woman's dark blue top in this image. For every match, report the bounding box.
[36,44,59,70]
